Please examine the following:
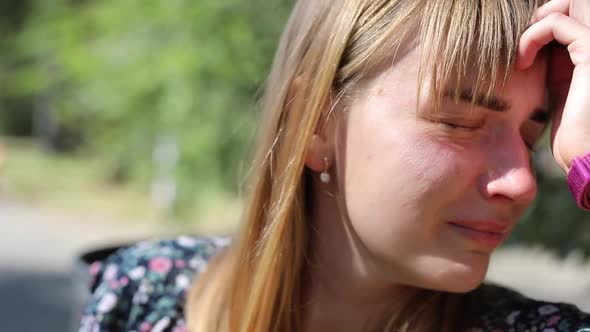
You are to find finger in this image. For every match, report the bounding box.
[570,0,590,27]
[530,0,570,24]
[517,13,590,69]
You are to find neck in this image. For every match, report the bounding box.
[301,180,409,332]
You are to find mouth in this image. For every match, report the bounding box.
[447,220,511,249]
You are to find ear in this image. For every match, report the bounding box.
[305,94,338,173]
[287,74,336,172]
[305,133,334,173]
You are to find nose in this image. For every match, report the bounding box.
[480,135,537,205]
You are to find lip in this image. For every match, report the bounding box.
[448,220,511,248]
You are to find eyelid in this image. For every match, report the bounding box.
[424,109,484,123]
[419,108,486,130]
[440,114,485,127]
[420,114,484,130]
[444,122,480,130]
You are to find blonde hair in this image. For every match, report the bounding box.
[186,1,545,331]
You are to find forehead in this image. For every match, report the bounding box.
[354,44,547,116]
[499,57,547,110]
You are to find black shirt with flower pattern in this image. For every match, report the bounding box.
[77,236,590,332]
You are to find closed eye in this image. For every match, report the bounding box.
[443,122,480,130]
[530,109,549,125]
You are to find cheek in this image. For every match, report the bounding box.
[343,125,480,226]
[341,116,487,259]
[398,134,461,193]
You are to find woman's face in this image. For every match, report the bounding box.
[337,46,547,292]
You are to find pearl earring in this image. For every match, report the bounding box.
[320,157,331,183]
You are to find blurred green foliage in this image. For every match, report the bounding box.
[0,0,292,216]
[511,170,590,257]
[0,0,589,254]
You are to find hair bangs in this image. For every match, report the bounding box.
[419,0,545,110]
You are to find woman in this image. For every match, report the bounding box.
[79,0,590,331]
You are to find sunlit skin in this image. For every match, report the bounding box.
[303,46,547,332]
[302,0,590,331]
[341,52,546,291]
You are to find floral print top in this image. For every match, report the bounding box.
[78,236,231,332]
[77,236,590,332]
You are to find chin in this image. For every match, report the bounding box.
[440,256,491,293]
[443,273,486,293]
[413,252,491,293]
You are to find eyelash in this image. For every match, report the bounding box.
[442,121,537,152]
[439,121,482,131]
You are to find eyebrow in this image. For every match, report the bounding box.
[443,89,549,123]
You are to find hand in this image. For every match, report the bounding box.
[517,0,590,172]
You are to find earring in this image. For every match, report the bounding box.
[320,157,331,183]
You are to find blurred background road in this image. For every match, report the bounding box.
[0,199,158,272]
[0,199,161,332]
